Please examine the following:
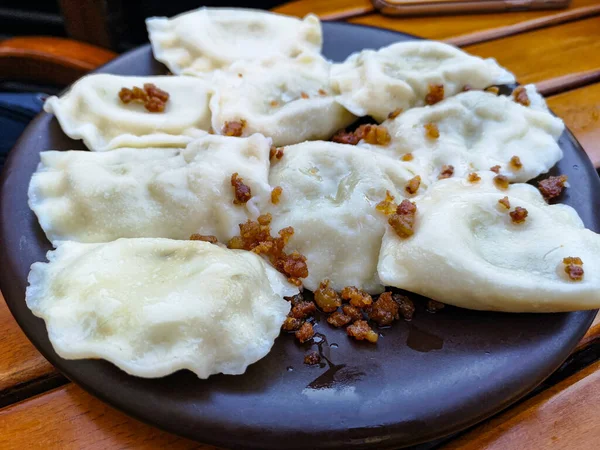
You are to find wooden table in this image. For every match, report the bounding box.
[1,2,600,448]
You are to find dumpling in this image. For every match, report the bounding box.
[26,238,297,378]
[44,74,211,151]
[268,141,424,293]
[363,89,564,183]
[378,172,600,312]
[28,134,272,244]
[146,8,322,75]
[210,53,356,147]
[331,41,515,122]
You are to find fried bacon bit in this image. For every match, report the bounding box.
[485,86,500,95]
[222,120,246,137]
[356,124,391,146]
[376,190,397,216]
[388,108,403,120]
[314,280,342,313]
[271,186,283,205]
[327,311,352,328]
[468,172,481,183]
[401,153,414,162]
[498,196,511,209]
[118,83,170,112]
[563,257,584,281]
[270,146,285,160]
[438,165,454,180]
[300,91,309,99]
[425,84,444,105]
[291,301,317,320]
[509,156,523,170]
[270,100,279,107]
[282,316,303,331]
[389,200,417,239]
[331,128,360,145]
[347,320,378,343]
[342,305,363,322]
[278,252,309,287]
[426,300,445,313]
[462,84,473,92]
[512,86,530,106]
[341,286,373,309]
[490,165,501,174]
[405,175,421,195]
[510,206,528,224]
[538,175,568,200]
[231,173,252,205]
[295,322,314,343]
[238,73,243,78]
[304,351,321,365]
[424,122,440,139]
[368,292,399,326]
[189,234,218,244]
[318,89,327,96]
[493,174,510,190]
[394,294,415,321]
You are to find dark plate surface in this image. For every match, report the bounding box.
[0,22,598,450]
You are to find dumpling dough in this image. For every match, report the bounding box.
[146,8,322,75]
[210,53,356,147]
[26,238,297,378]
[331,41,515,122]
[363,89,564,183]
[378,172,600,312]
[44,74,211,151]
[28,134,272,244]
[268,141,424,293]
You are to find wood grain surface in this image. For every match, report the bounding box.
[273,0,373,20]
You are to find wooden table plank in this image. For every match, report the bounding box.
[441,359,600,450]
[0,383,213,450]
[274,0,373,20]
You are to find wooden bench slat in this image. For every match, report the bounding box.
[273,0,373,20]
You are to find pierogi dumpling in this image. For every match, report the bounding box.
[146,8,322,75]
[363,89,564,183]
[26,239,297,378]
[44,74,211,151]
[378,172,600,312]
[331,41,515,122]
[268,141,424,294]
[28,134,272,244]
[210,54,356,147]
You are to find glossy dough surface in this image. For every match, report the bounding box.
[331,41,515,122]
[147,8,322,75]
[268,141,423,293]
[28,134,272,244]
[43,74,211,151]
[26,239,297,378]
[378,173,600,312]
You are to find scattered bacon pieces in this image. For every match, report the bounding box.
[282,316,303,331]
[388,108,403,120]
[271,186,283,205]
[510,206,528,224]
[119,83,170,112]
[304,351,321,365]
[538,175,568,200]
[388,200,417,239]
[563,257,584,281]
[395,294,415,321]
[331,128,360,145]
[509,156,523,170]
[318,89,327,96]
[270,100,279,107]
[342,305,363,322]
[222,120,246,137]
[189,234,218,244]
[295,322,314,343]
[327,311,352,328]
[341,286,373,308]
[424,122,440,139]
[405,175,421,195]
[485,86,500,95]
[438,165,454,180]
[356,124,391,146]
[512,86,530,106]
[401,153,414,161]
[493,174,510,190]
[498,196,511,209]
[270,146,285,160]
[368,292,399,326]
[468,172,481,183]
[490,165,501,174]
[425,84,444,105]
[291,301,317,320]
[300,92,309,99]
[347,320,378,343]
[314,280,342,313]
[237,73,243,78]
[376,190,397,216]
[231,173,252,205]
[426,300,445,313]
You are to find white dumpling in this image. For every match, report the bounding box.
[331,41,515,122]
[378,172,600,312]
[268,141,424,293]
[26,238,297,378]
[146,8,322,75]
[28,134,272,244]
[210,54,356,147]
[44,74,211,151]
[363,89,564,183]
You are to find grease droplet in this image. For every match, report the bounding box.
[573,164,579,170]
[330,343,338,349]
[286,366,294,372]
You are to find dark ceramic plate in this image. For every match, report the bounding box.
[0,22,598,450]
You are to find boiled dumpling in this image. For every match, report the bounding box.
[28,134,272,244]
[44,74,211,151]
[331,41,515,122]
[146,8,322,75]
[268,141,424,293]
[362,89,564,183]
[26,238,297,378]
[378,172,600,312]
[210,53,356,147]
